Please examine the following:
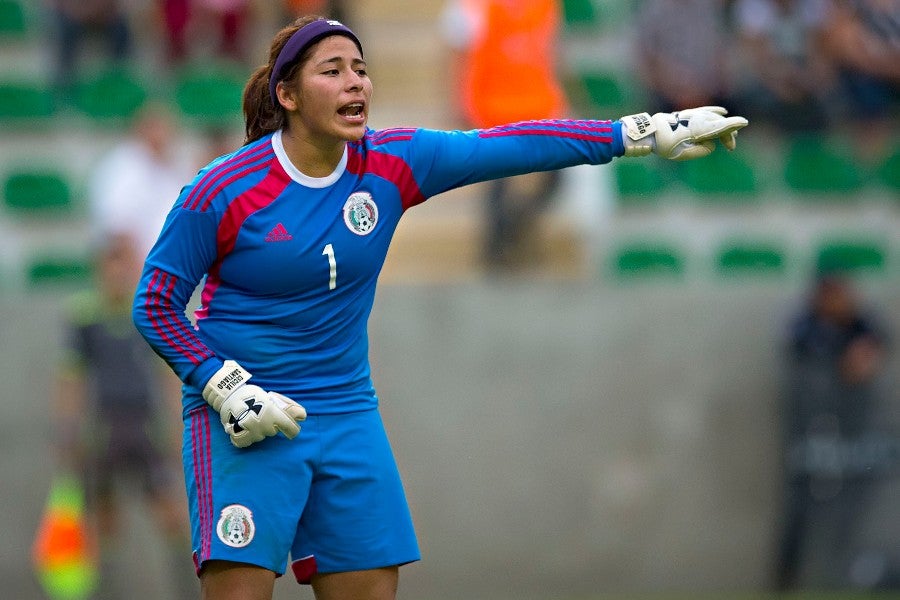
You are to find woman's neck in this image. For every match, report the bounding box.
[280,128,345,178]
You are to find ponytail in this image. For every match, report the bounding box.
[242,65,282,144]
[242,15,325,144]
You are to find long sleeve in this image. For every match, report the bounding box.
[401,119,625,203]
[132,190,223,392]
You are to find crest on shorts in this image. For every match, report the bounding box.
[217,504,255,548]
[342,192,378,235]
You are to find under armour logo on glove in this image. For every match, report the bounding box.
[229,398,264,433]
[202,361,307,448]
[669,117,690,132]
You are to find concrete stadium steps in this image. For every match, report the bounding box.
[382,209,588,284]
[356,0,450,129]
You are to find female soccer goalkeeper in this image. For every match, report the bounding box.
[132,14,748,600]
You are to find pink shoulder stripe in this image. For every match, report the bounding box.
[347,145,425,211]
[183,144,275,211]
[196,159,293,316]
[370,128,416,143]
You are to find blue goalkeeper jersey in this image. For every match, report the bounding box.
[133,120,625,415]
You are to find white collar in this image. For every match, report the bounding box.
[272,129,347,188]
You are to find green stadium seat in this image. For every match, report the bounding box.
[677,147,759,201]
[575,71,634,114]
[0,0,26,36]
[815,239,887,274]
[0,80,56,123]
[26,254,93,288]
[72,68,148,121]
[561,0,597,28]
[562,0,631,30]
[174,64,245,126]
[2,170,73,215]
[613,159,668,206]
[715,241,786,276]
[876,143,900,193]
[611,242,685,278]
[783,135,864,196]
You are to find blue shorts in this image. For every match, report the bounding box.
[182,405,420,582]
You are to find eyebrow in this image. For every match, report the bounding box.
[315,56,367,68]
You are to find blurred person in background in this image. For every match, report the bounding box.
[88,101,195,263]
[633,0,735,114]
[51,234,193,600]
[733,0,838,133]
[440,0,568,272]
[198,124,241,166]
[820,0,900,163]
[130,14,747,600]
[282,0,348,26]
[158,0,253,65]
[775,271,895,591]
[47,0,133,96]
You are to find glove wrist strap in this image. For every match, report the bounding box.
[620,112,656,157]
[203,360,252,411]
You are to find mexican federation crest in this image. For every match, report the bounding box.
[342,192,378,235]
[217,504,256,548]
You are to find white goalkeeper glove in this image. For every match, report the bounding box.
[620,106,748,161]
[202,360,307,448]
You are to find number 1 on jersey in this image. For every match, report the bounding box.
[322,244,337,290]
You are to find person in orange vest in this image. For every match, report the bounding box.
[441,0,569,271]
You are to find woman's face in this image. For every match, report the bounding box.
[286,35,372,145]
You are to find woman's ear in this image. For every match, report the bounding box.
[275,81,298,111]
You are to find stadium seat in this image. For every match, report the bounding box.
[0,80,56,123]
[26,254,93,288]
[783,135,864,196]
[613,159,668,206]
[174,64,245,126]
[715,241,786,276]
[574,71,634,114]
[72,68,148,121]
[0,0,26,37]
[815,239,887,274]
[677,147,759,201]
[2,170,73,215]
[876,143,900,193]
[562,0,631,31]
[561,0,597,28]
[610,241,685,278]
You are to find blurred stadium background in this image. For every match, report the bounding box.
[0,0,897,599]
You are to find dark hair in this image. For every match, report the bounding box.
[242,15,322,144]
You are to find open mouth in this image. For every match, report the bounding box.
[338,103,365,119]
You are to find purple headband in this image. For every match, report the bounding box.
[269,19,363,107]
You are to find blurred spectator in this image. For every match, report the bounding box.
[733,0,838,133]
[87,101,194,263]
[51,234,192,599]
[47,0,133,95]
[633,0,735,113]
[197,124,240,166]
[158,0,253,65]
[820,0,900,162]
[774,272,896,590]
[282,0,348,25]
[440,0,568,272]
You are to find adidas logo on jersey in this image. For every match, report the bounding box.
[265,223,293,242]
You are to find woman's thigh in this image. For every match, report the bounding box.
[201,560,276,600]
[311,566,398,600]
